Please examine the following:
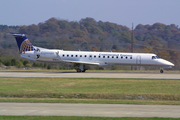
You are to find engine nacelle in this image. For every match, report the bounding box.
[34,50,58,59]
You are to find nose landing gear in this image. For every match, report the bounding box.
[160,66,172,73]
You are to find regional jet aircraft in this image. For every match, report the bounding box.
[11,33,174,73]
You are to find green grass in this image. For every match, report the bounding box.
[0,98,180,105]
[0,77,180,104]
[0,78,180,94]
[0,116,179,120]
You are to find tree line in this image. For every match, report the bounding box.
[0,17,180,70]
[0,58,54,70]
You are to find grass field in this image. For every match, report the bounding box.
[0,116,180,120]
[0,77,180,104]
[0,98,180,105]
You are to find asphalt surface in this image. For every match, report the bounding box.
[0,71,180,79]
[0,103,180,118]
[0,71,180,118]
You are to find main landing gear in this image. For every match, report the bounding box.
[76,64,87,73]
[77,68,86,73]
[160,69,163,73]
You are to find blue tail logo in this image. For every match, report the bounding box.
[11,33,35,53]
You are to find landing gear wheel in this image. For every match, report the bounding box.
[160,69,163,73]
[82,69,86,72]
[77,69,81,73]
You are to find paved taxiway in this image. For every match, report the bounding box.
[0,103,180,118]
[0,71,179,79]
[0,71,180,118]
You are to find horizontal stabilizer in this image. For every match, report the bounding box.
[11,33,25,37]
[21,55,36,61]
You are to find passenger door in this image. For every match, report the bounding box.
[136,55,141,64]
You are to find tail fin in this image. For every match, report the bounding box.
[11,33,35,53]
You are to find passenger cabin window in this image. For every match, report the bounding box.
[80,55,82,57]
[71,55,73,57]
[84,55,87,57]
[112,56,114,58]
[103,56,105,58]
[76,55,78,57]
[126,57,128,59]
[67,55,69,57]
[116,56,118,58]
[121,56,123,59]
[107,56,109,58]
[99,56,101,58]
[62,54,65,57]
[130,57,132,59]
[94,55,96,58]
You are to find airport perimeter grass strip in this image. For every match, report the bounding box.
[0,77,180,94]
[0,77,180,104]
[0,116,179,120]
[0,98,180,105]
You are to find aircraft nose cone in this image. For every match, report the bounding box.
[165,60,174,66]
[169,62,174,66]
[160,59,174,66]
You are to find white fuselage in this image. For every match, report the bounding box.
[21,49,174,67]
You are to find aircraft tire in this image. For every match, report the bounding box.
[160,69,163,73]
[77,69,81,72]
[82,69,86,72]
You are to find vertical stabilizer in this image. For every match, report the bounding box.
[11,33,35,53]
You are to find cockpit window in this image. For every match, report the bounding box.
[156,56,160,59]
[152,56,156,59]
[152,56,160,59]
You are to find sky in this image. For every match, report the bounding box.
[0,0,180,29]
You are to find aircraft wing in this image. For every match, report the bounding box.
[63,60,100,65]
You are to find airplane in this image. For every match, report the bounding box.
[11,33,174,73]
